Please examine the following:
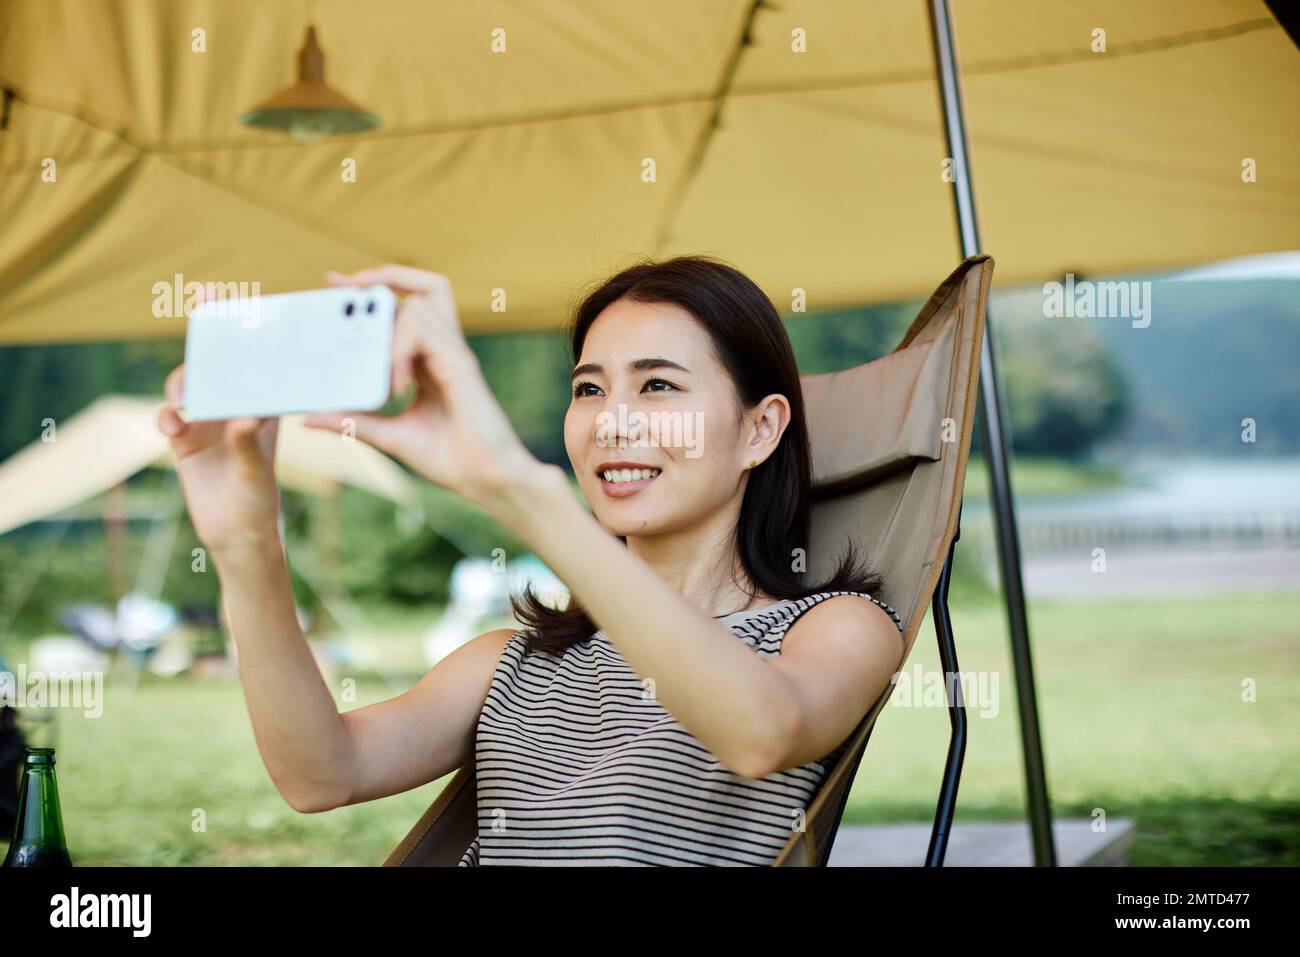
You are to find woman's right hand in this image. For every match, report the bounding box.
[157,364,283,557]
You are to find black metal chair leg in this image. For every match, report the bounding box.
[925,524,968,867]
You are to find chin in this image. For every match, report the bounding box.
[590,501,661,536]
[598,513,661,538]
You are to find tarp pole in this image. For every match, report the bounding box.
[927,0,1057,866]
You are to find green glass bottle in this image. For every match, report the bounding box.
[3,747,72,867]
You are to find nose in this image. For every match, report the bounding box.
[595,387,647,449]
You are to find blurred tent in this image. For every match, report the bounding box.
[0,0,1296,343]
[0,396,422,707]
[0,395,419,537]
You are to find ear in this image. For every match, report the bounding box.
[746,393,791,466]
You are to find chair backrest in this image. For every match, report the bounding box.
[772,253,992,865]
[384,253,993,867]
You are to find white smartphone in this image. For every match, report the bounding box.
[182,285,396,421]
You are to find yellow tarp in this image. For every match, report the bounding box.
[0,0,1296,344]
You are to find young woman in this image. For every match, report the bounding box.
[157,255,906,866]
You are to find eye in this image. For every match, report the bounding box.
[571,378,676,398]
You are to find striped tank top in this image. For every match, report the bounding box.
[457,589,904,866]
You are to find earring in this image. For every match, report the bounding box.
[748,460,758,468]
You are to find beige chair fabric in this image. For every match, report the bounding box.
[383,253,993,867]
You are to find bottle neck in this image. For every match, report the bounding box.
[7,765,68,852]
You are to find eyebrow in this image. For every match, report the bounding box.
[571,357,693,380]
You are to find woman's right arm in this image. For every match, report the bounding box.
[211,539,355,812]
[220,538,511,813]
[331,625,515,810]
[158,364,511,813]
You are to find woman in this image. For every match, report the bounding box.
[157,255,906,866]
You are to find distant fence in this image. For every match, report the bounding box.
[961,509,1300,562]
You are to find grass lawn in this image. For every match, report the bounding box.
[856,593,1300,865]
[4,592,1296,866]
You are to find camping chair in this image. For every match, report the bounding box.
[384,253,994,867]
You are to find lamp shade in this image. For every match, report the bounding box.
[238,25,380,143]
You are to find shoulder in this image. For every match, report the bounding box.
[458,627,523,669]
[459,626,518,658]
[782,590,905,650]
[430,626,518,668]
[795,590,903,630]
[475,627,522,651]
[403,627,520,712]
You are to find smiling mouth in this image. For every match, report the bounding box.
[597,466,661,498]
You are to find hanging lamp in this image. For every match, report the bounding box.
[238,25,380,144]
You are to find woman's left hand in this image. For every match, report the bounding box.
[304,264,542,510]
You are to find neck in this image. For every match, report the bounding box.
[623,499,771,617]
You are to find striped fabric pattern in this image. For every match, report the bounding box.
[457,589,905,866]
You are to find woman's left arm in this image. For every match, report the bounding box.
[487,471,905,778]
[307,265,903,779]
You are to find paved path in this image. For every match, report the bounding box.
[1021,547,1299,598]
[828,818,1136,866]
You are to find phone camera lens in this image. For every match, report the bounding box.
[344,301,355,317]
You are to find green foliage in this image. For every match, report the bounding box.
[1091,278,1300,454]
[0,532,118,640]
[785,301,915,373]
[0,514,222,648]
[1,276,1292,631]
[467,330,573,467]
[786,296,1134,459]
[0,340,182,461]
[1118,796,1300,867]
[324,489,460,605]
[990,311,1132,456]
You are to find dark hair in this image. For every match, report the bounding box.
[510,254,883,656]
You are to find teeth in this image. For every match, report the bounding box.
[602,468,661,484]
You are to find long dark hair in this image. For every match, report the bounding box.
[510,254,883,656]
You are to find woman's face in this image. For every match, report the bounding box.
[564,297,786,538]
